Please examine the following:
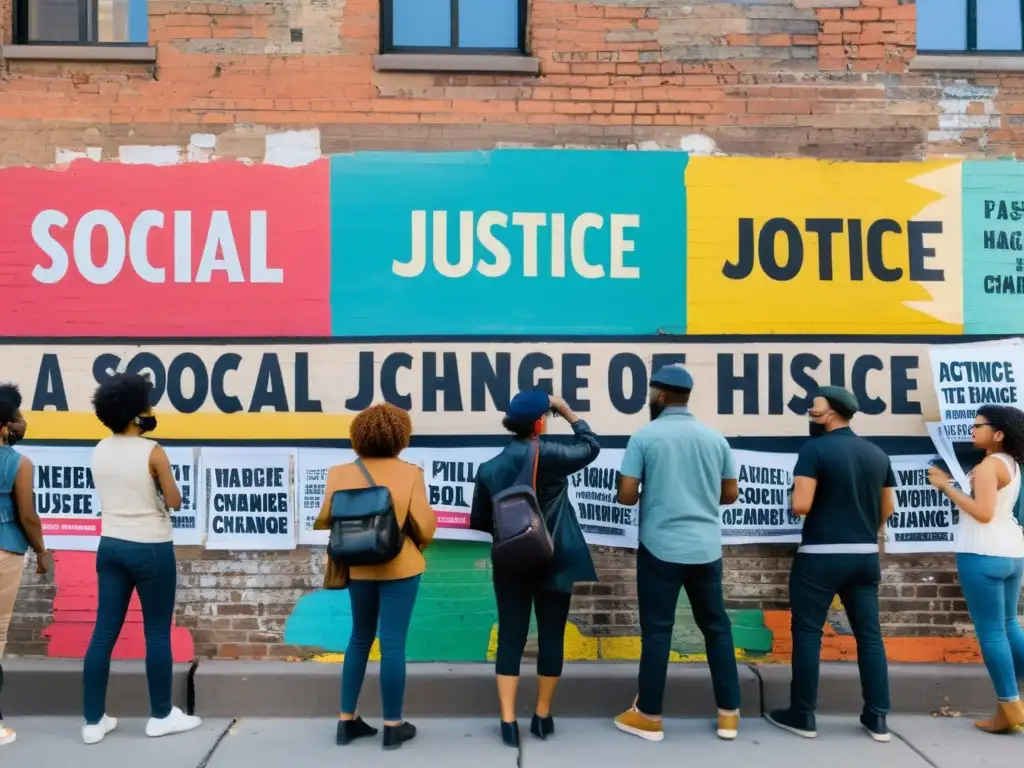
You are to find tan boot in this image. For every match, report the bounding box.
[974,700,1024,734]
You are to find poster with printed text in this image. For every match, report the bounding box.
[20,445,101,551]
[164,447,203,546]
[202,448,297,551]
[569,448,638,548]
[403,447,499,542]
[928,340,1024,442]
[884,454,957,553]
[295,448,354,546]
[722,450,801,545]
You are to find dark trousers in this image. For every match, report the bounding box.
[636,545,741,715]
[494,580,572,677]
[341,575,421,722]
[83,537,178,724]
[789,552,890,716]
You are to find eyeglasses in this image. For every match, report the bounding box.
[971,422,992,432]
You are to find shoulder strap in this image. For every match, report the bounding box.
[512,439,539,490]
[354,458,376,488]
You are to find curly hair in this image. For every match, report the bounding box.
[501,416,536,439]
[977,404,1024,465]
[349,403,412,458]
[0,382,22,424]
[92,373,154,434]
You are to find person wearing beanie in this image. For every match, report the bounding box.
[612,364,743,744]
[469,390,600,748]
[766,385,896,743]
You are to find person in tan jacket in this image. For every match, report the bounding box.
[314,403,436,750]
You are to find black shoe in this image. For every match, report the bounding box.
[500,720,520,748]
[530,714,554,740]
[860,711,891,742]
[765,709,817,738]
[336,717,378,745]
[382,721,416,750]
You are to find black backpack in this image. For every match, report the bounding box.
[327,460,405,567]
[490,439,554,575]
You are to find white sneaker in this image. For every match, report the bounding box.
[0,725,16,746]
[82,715,118,745]
[145,706,202,738]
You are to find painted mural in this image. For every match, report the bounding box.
[3,149,1016,665]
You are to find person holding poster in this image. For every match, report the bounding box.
[0,383,50,747]
[82,373,201,745]
[470,391,599,748]
[314,403,436,751]
[927,405,1024,735]
[611,364,741,744]
[766,386,895,744]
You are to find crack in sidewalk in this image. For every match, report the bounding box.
[890,726,941,768]
[193,718,237,768]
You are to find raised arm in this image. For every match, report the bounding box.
[930,456,1003,524]
[545,396,601,475]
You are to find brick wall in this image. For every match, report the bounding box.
[0,0,1018,165]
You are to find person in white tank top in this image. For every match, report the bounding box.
[81,373,202,746]
[928,404,1024,734]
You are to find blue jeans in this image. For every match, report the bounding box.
[789,553,890,717]
[83,538,178,724]
[636,545,741,714]
[956,553,1024,702]
[341,575,420,722]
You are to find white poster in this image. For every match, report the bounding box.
[722,450,802,545]
[403,447,498,542]
[202,448,297,551]
[928,340,1024,443]
[569,448,638,548]
[925,422,972,493]
[884,454,958,553]
[19,445,101,552]
[164,447,204,546]
[295,448,354,546]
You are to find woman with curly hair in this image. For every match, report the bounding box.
[82,373,201,745]
[313,402,436,750]
[929,404,1024,734]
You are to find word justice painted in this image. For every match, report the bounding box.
[723,218,945,282]
[394,211,642,279]
[31,210,281,285]
[9,340,946,438]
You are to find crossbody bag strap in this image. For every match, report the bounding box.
[354,458,377,487]
[531,438,539,491]
[512,440,538,488]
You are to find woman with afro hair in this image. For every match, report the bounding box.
[313,402,437,750]
[82,373,201,745]
[929,404,1024,734]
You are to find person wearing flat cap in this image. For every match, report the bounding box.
[612,363,742,744]
[766,385,896,744]
[469,390,600,748]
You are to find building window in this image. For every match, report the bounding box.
[14,0,149,44]
[917,0,1024,53]
[380,0,527,55]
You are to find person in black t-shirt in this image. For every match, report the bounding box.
[766,386,896,744]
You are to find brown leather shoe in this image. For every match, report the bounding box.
[974,700,1024,734]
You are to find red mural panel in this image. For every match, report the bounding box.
[0,160,331,337]
[41,551,194,661]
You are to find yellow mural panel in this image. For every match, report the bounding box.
[686,157,964,334]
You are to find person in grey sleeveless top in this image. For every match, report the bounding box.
[0,383,51,746]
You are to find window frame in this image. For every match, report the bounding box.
[917,0,1024,55]
[12,0,149,46]
[379,0,529,56]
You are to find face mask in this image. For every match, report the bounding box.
[649,402,665,421]
[137,415,158,434]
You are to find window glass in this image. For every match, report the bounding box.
[459,0,518,49]
[977,0,1023,51]
[916,0,968,51]
[392,0,451,48]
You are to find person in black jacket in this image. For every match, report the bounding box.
[470,390,600,748]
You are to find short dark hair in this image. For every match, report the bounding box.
[659,387,691,406]
[823,396,855,421]
[501,416,536,440]
[978,405,1024,465]
[0,383,22,424]
[92,373,154,434]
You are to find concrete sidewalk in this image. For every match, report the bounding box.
[2,715,1021,767]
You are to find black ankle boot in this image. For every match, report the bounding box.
[501,720,520,747]
[382,721,416,750]
[530,714,554,740]
[336,717,378,745]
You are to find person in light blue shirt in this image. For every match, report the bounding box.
[612,364,741,744]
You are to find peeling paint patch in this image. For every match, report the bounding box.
[264,129,321,167]
[55,147,102,164]
[187,134,218,163]
[118,145,183,165]
[927,80,1000,149]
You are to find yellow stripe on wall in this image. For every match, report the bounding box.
[25,411,355,441]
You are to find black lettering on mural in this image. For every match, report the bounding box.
[428,460,476,508]
[32,353,68,411]
[210,465,288,536]
[471,352,511,412]
[33,462,96,516]
[723,218,945,282]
